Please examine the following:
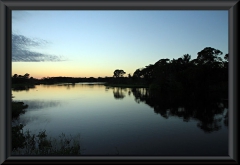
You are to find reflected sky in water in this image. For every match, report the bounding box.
[12,83,228,156]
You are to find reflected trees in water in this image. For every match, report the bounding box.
[112,87,126,100]
[108,86,228,133]
[129,87,228,133]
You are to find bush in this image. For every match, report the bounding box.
[12,102,28,119]
[12,129,81,155]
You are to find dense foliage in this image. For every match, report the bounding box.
[130,47,228,101]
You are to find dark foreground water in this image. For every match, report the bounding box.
[12,83,228,156]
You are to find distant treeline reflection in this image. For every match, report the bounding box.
[110,86,228,133]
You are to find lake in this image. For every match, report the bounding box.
[12,83,228,156]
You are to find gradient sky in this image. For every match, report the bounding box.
[12,10,228,79]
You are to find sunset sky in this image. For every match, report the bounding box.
[12,10,228,79]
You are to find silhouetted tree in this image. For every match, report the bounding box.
[197,47,223,65]
[133,69,142,78]
[13,74,18,78]
[182,54,191,64]
[224,53,229,61]
[24,73,30,79]
[113,69,126,78]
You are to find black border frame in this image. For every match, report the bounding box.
[0,0,238,164]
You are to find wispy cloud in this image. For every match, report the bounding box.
[12,34,66,62]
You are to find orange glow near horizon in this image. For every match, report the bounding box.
[12,69,113,79]
[12,62,134,79]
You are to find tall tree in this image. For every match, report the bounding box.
[182,54,191,64]
[197,47,223,64]
[133,69,142,78]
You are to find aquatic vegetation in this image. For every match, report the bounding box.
[12,100,81,155]
[12,128,81,155]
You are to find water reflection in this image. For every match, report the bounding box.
[42,83,105,90]
[126,88,228,133]
[131,88,149,104]
[57,83,75,90]
[107,87,133,100]
[14,100,62,110]
[12,84,228,155]
[12,85,36,92]
[12,100,60,131]
[112,87,126,100]
[13,113,51,128]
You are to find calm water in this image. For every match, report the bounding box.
[12,83,228,156]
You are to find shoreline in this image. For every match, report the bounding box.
[104,83,149,88]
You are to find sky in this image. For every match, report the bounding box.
[12,10,228,79]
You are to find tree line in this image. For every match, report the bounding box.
[12,47,228,102]
[110,47,228,101]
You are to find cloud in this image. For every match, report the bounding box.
[12,34,66,62]
[12,34,49,47]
